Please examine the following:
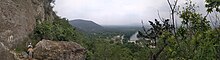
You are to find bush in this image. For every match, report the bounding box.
[33,17,78,41]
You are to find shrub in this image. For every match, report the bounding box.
[33,17,78,41]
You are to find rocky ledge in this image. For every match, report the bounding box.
[33,40,86,60]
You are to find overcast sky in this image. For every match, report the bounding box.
[53,0,206,26]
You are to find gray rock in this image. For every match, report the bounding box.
[33,40,86,60]
[21,51,28,58]
[0,42,16,60]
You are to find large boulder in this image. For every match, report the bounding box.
[33,40,86,60]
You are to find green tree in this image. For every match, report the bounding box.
[205,0,220,12]
[33,17,80,41]
[138,0,220,60]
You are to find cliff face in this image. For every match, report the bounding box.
[0,0,55,59]
[0,0,54,49]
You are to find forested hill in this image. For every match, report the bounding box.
[69,19,104,32]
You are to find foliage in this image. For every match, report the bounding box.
[205,0,220,12]
[137,0,220,60]
[33,17,79,41]
[86,39,133,60]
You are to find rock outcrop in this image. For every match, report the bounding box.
[0,0,55,49]
[33,40,86,60]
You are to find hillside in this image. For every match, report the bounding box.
[69,19,104,32]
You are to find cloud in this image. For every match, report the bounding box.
[53,0,206,25]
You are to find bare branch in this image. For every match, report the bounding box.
[173,0,178,11]
[157,10,164,23]
[167,0,180,48]
[167,0,173,10]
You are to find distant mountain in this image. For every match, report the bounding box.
[69,19,104,32]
